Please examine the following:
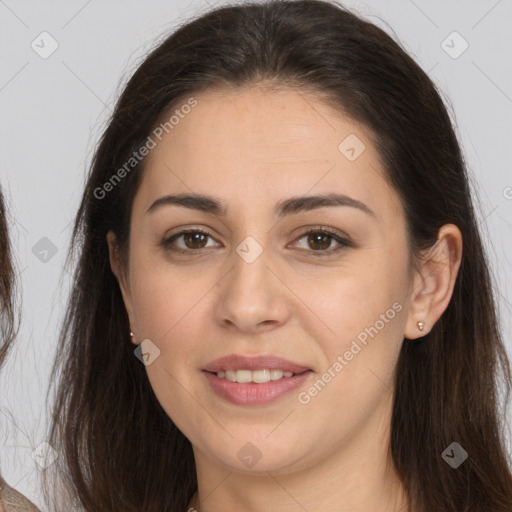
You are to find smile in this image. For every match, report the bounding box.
[215,369,295,383]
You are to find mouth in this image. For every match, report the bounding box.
[203,354,311,374]
[202,354,313,405]
[213,368,298,383]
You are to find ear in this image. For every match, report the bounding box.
[404,224,463,340]
[107,231,138,345]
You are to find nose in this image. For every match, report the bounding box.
[214,242,292,334]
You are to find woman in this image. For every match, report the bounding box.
[44,1,512,510]
[0,188,41,511]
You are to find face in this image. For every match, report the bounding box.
[111,86,418,475]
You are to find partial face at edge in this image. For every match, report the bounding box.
[109,86,418,474]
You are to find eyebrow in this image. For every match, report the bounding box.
[146,192,376,218]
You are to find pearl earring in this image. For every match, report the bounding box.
[417,320,425,332]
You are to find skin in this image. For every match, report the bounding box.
[109,86,462,512]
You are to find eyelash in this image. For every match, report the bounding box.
[160,226,352,257]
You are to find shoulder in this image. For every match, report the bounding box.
[0,475,42,512]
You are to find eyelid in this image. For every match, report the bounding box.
[161,227,221,252]
[289,226,353,255]
[160,225,353,255]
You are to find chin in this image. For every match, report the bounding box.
[199,438,315,475]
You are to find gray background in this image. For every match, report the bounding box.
[0,0,511,508]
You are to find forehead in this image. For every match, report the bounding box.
[149,86,374,164]
[138,86,402,221]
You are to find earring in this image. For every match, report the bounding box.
[130,330,134,337]
[417,320,425,332]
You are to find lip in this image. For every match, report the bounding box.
[203,370,312,406]
[203,354,311,373]
[202,354,312,406]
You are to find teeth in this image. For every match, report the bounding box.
[253,369,270,383]
[236,369,252,383]
[216,369,296,383]
[270,369,283,380]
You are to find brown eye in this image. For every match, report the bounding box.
[161,229,219,253]
[306,231,333,251]
[182,232,208,249]
[293,228,352,255]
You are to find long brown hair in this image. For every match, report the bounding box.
[44,1,512,510]
[0,187,17,366]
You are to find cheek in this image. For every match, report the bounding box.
[295,258,408,411]
[294,259,407,348]
[128,258,213,430]
[128,250,212,343]
[290,275,407,448]
[129,240,408,359]
[123,242,410,468]
[129,241,408,364]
